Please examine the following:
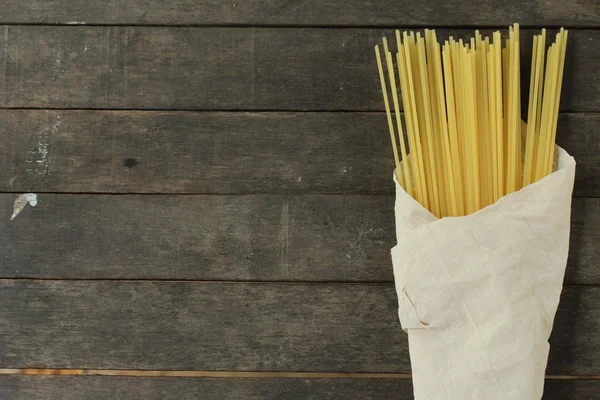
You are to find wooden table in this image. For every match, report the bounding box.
[0,2,599,398]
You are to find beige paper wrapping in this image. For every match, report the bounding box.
[391,146,576,399]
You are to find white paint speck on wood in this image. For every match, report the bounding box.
[11,193,37,220]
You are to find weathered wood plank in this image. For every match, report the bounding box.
[0,111,596,197]
[0,195,597,285]
[0,282,597,374]
[0,1,597,27]
[0,376,412,400]
[0,27,597,111]
[555,113,600,199]
[0,110,393,194]
[0,194,394,282]
[1,375,598,400]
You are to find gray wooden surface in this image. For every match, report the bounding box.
[0,195,598,284]
[0,27,596,111]
[0,0,597,27]
[1,376,598,400]
[0,1,598,398]
[0,282,598,375]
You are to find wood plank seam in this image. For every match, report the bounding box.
[0,24,598,29]
[0,278,597,288]
[1,369,599,380]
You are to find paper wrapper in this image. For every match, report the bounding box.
[391,146,576,399]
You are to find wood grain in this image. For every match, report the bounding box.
[1,375,598,400]
[0,281,597,375]
[0,194,597,284]
[0,111,596,197]
[0,27,596,111]
[0,0,597,27]
[0,110,393,195]
[0,193,395,282]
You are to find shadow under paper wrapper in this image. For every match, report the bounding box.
[545,198,587,374]
[547,199,587,371]
[547,288,585,375]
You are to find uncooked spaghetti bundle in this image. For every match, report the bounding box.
[375,24,575,399]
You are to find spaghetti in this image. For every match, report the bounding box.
[375,24,568,217]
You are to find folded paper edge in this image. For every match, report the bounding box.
[391,145,575,223]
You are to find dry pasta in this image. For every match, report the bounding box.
[375,24,568,217]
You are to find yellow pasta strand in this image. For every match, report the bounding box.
[432,33,459,217]
[464,48,480,213]
[478,35,493,207]
[442,42,466,215]
[397,43,424,205]
[523,35,539,186]
[374,45,404,187]
[546,29,568,175]
[494,32,504,199]
[488,43,499,202]
[535,44,558,182]
[382,38,413,196]
[425,30,449,217]
[506,24,521,194]
[401,33,430,210]
[416,34,441,217]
